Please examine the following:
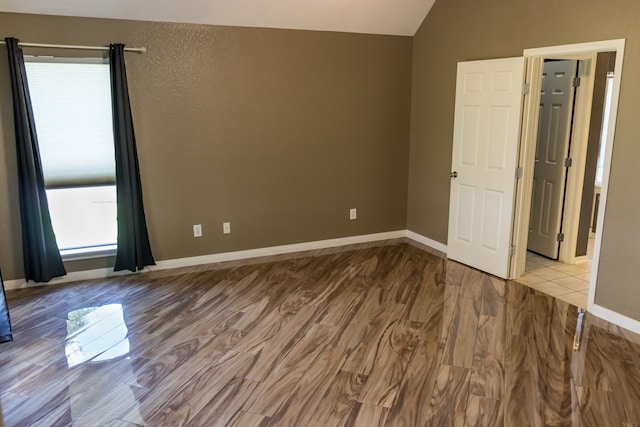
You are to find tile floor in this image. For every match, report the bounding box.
[517,239,594,308]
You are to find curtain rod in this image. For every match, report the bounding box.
[0,40,146,53]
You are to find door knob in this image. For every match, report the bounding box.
[450,171,458,178]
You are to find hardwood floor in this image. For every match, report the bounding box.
[2,243,640,426]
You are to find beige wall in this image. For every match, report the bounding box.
[408,0,640,320]
[0,13,412,280]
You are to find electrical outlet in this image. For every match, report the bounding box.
[193,224,202,237]
[350,208,357,220]
[223,222,231,234]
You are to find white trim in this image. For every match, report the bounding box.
[590,304,640,336]
[4,267,134,291]
[150,230,406,270]
[405,230,448,254]
[523,39,626,57]
[3,229,449,291]
[4,230,404,290]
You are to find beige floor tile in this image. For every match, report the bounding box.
[549,263,590,275]
[528,281,574,297]
[555,292,588,309]
[534,257,560,267]
[516,273,548,286]
[534,267,570,281]
[575,273,592,281]
[553,276,590,292]
[525,260,544,272]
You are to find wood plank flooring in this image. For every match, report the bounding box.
[2,243,640,426]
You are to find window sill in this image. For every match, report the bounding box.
[61,245,117,261]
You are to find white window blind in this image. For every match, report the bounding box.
[24,57,118,254]
[25,58,116,188]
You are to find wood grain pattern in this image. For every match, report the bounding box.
[469,314,505,400]
[384,339,440,426]
[425,364,472,427]
[2,243,640,426]
[443,297,481,369]
[357,319,422,407]
[267,345,348,426]
[307,370,367,426]
[464,395,503,427]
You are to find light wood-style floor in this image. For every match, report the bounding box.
[2,243,640,426]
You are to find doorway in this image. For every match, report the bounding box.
[520,52,616,308]
[510,39,626,313]
[527,59,579,260]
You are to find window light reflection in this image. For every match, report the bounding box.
[65,304,130,368]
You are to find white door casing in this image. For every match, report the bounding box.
[527,60,578,259]
[447,57,525,279]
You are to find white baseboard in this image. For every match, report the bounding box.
[589,303,640,336]
[3,229,448,291]
[405,230,448,254]
[4,267,136,291]
[151,230,407,271]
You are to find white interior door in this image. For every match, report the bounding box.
[527,60,578,259]
[447,57,525,279]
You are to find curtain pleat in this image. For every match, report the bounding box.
[5,37,66,283]
[110,44,155,272]
[0,269,13,343]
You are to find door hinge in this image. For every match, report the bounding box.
[565,157,573,168]
[515,167,523,179]
[557,233,565,242]
[523,83,530,95]
[509,246,516,256]
[573,77,581,88]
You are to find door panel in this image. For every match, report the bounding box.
[527,60,578,259]
[455,185,475,243]
[448,57,525,279]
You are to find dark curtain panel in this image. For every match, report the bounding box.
[110,44,155,272]
[0,269,13,343]
[5,37,66,283]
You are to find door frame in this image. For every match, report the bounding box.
[510,39,626,310]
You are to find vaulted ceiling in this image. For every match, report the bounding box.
[0,0,436,36]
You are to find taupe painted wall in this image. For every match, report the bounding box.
[0,13,412,280]
[408,0,640,320]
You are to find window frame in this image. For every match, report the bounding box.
[24,55,118,261]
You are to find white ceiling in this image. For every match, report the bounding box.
[0,0,436,36]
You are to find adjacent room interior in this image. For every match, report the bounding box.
[1,0,640,425]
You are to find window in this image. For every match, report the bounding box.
[595,73,615,187]
[25,57,117,258]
